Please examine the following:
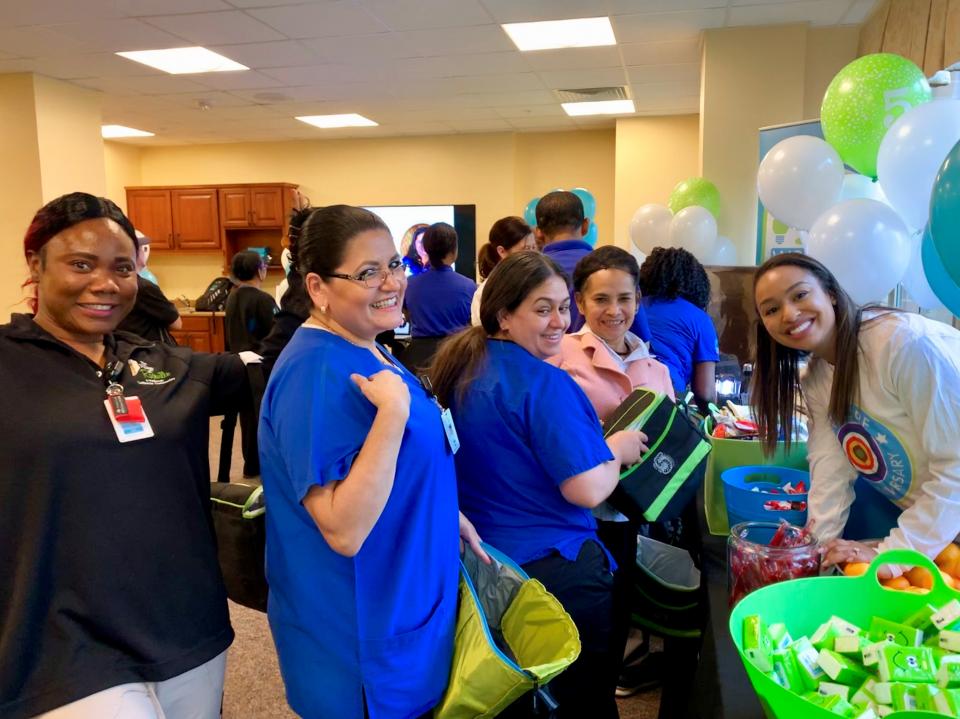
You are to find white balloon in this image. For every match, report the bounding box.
[839,173,889,204]
[877,99,960,231]
[757,135,845,230]
[705,235,738,265]
[901,231,946,310]
[629,244,647,268]
[806,199,911,305]
[629,204,672,254]
[670,205,717,261]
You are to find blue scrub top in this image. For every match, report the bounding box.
[259,327,459,719]
[450,339,615,566]
[642,296,720,395]
[542,240,651,342]
[404,265,476,338]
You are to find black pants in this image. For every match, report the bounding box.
[510,540,620,719]
[238,404,260,477]
[596,520,639,671]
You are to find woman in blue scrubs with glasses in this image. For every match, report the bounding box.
[259,205,486,719]
[429,251,648,718]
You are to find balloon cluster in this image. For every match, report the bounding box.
[522,187,599,246]
[757,52,960,311]
[628,177,736,266]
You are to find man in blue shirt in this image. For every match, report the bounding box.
[537,191,651,343]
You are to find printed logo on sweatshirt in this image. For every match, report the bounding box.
[128,359,175,386]
[837,405,912,501]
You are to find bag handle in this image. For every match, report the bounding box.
[861,548,949,592]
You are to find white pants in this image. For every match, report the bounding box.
[39,651,227,719]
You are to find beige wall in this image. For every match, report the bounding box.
[613,115,700,248]
[120,129,617,296]
[700,24,859,263]
[104,142,143,212]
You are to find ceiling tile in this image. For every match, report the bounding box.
[189,69,281,90]
[0,26,94,56]
[627,62,700,86]
[46,19,187,53]
[842,0,878,24]
[727,1,849,27]
[493,104,565,119]
[479,0,610,24]
[246,3,388,39]
[208,40,319,69]
[536,67,628,90]
[29,53,164,80]
[144,11,286,45]
[451,72,545,94]
[0,2,123,28]
[451,89,557,107]
[160,90,258,108]
[507,115,576,129]
[75,74,212,95]
[391,24,514,56]
[619,38,700,66]
[606,0,728,12]
[116,0,233,15]
[612,9,725,44]
[522,46,622,72]
[260,64,383,86]
[446,118,514,132]
[300,32,417,63]
[361,0,492,31]
[0,58,43,73]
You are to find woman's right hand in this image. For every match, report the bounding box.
[606,430,648,467]
[351,370,410,419]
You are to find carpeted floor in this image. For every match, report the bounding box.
[211,418,661,719]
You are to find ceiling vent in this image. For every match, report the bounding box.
[553,86,630,103]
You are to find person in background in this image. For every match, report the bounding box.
[1,192,252,719]
[224,250,277,478]
[259,205,485,719]
[274,247,293,305]
[536,191,651,344]
[752,252,960,573]
[404,222,476,338]
[116,230,181,344]
[639,247,719,411]
[429,251,647,719]
[402,224,428,277]
[470,216,537,326]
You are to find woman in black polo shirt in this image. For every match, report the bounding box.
[0,193,248,719]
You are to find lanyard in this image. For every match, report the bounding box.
[104,359,128,416]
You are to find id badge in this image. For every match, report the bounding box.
[104,396,155,443]
[440,406,460,454]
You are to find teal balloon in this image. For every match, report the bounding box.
[821,53,931,179]
[929,138,960,287]
[571,187,596,219]
[584,222,598,247]
[921,224,960,316]
[523,196,539,227]
[668,177,721,219]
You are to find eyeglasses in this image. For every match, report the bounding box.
[326,258,405,289]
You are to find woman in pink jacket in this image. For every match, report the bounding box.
[548,245,675,695]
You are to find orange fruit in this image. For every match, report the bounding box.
[936,544,960,576]
[905,586,931,595]
[881,576,911,590]
[843,562,870,577]
[905,566,934,589]
[939,569,957,590]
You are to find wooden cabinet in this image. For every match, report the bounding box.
[169,314,225,353]
[218,185,284,228]
[126,187,219,251]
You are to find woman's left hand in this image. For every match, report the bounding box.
[459,512,491,564]
[822,538,892,578]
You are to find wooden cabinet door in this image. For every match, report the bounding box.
[250,186,284,226]
[219,188,251,228]
[127,190,173,250]
[172,189,220,249]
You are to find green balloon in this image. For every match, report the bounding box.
[821,53,931,180]
[668,177,721,218]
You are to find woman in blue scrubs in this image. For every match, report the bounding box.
[429,251,648,719]
[259,205,485,719]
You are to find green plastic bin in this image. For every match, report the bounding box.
[702,417,808,536]
[729,549,960,719]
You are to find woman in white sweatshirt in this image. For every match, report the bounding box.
[751,253,960,570]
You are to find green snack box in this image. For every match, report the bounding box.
[877,644,937,683]
[933,600,960,631]
[933,687,960,715]
[851,678,880,706]
[813,616,863,652]
[791,636,827,690]
[868,616,924,647]
[938,657,960,688]
[890,683,918,711]
[818,681,852,700]
[863,640,893,667]
[850,707,878,719]
[769,622,793,651]
[903,603,939,634]
[915,683,940,711]
[743,615,774,672]
[818,649,871,686]
[875,707,894,717]
[804,691,855,715]
[771,649,806,693]
[941,629,960,652]
[835,635,871,655]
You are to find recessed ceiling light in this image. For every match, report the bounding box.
[502,17,616,52]
[116,47,248,74]
[295,114,378,129]
[101,125,155,138]
[561,100,635,117]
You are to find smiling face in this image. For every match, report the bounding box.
[309,228,406,343]
[576,268,638,350]
[497,274,570,359]
[755,264,837,359]
[28,218,138,344]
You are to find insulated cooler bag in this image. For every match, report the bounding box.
[602,388,711,523]
[209,481,267,612]
[434,544,581,718]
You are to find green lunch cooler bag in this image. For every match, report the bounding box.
[434,544,581,719]
[209,482,268,612]
[603,388,712,524]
